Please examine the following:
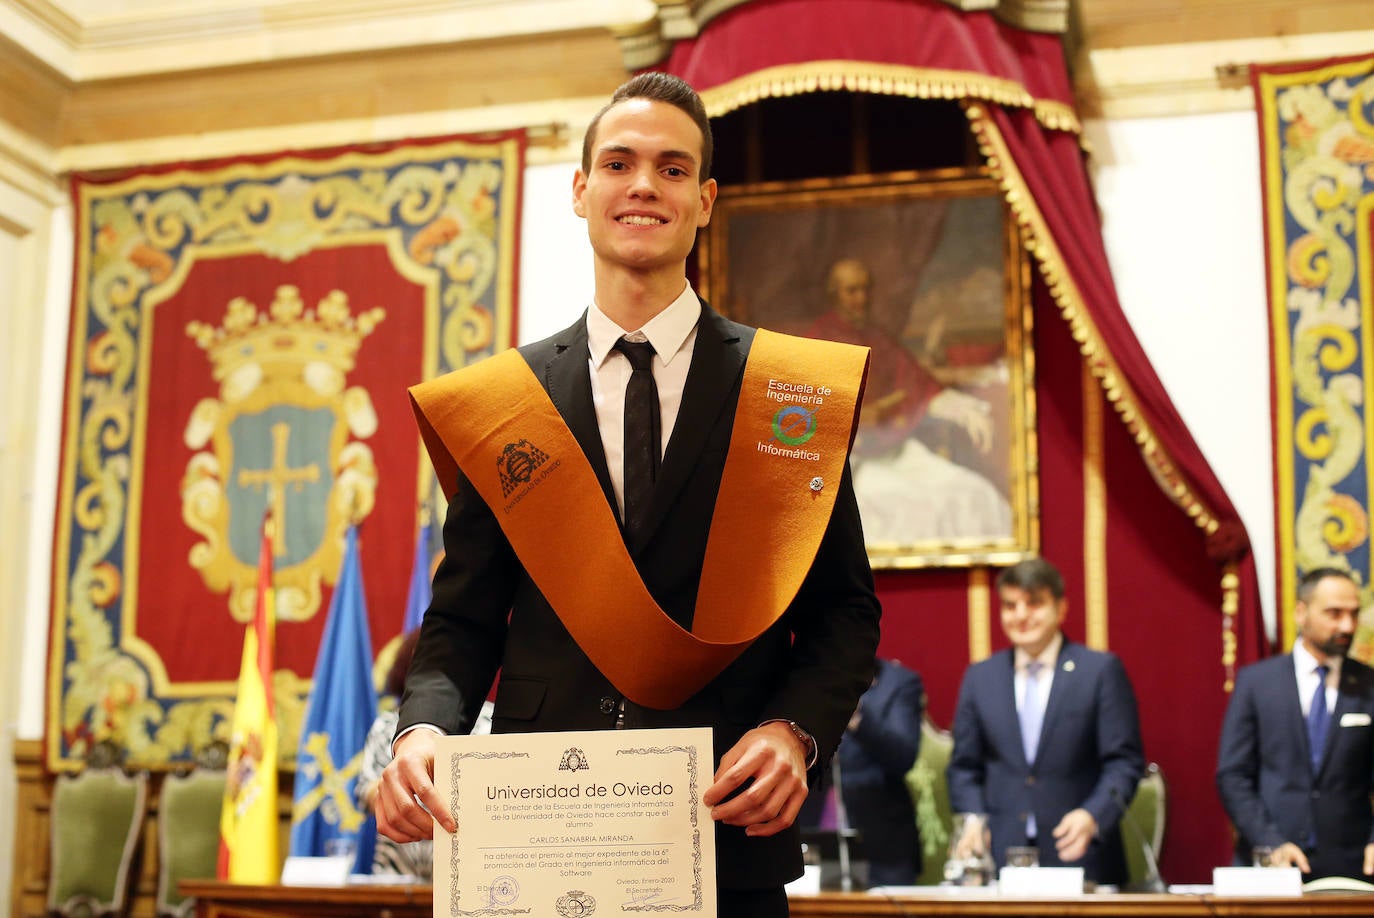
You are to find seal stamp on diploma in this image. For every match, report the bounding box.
[488,875,519,906]
[556,890,596,916]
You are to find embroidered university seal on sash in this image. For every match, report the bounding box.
[410,328,869,708]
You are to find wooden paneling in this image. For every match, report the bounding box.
[0,37,69,149]
[180,882,1374,918]
[1077,0,1374,50]
[9,739,299,918]
[57,28,625,148]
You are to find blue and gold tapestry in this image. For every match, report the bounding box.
[1255,56,1374,650]
[50,133,524,770]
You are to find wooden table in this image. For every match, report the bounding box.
[179,882,1374,917]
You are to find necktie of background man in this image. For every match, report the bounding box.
[1020,660,1045,839]
[1308,663,1330,771]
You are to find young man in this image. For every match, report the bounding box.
[374,73,881,916]
[946,557,1143,885]
[1217,567,1374,879]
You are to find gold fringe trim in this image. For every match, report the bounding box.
[965,101,1241,684]
[699,60,1081,135]
[963,101,1220,539]
[1221,563,1239,692]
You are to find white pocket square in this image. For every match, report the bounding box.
[1340,713,1371,727]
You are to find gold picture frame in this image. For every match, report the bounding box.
[700,168,1037,568]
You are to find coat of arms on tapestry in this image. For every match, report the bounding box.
[49,133,524,770]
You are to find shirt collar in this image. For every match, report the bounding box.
[586,284,701,369]
[1014,632,1063,674]
[1293,639,1343,680]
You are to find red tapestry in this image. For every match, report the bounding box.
[50,133,524,770]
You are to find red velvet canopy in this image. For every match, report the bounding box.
[656,0,1265,885]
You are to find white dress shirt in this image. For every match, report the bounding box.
[585,284,700,520]
[1014,631,1063,723]
[1014,632,1062,838]
[1293,640,1340,718]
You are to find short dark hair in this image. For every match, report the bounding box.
[1297,567,1357,605]
[996,557,1065,600]
[581,71,714,181]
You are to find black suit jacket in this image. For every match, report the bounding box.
[399,303,882,889]
[946,639,1144,885]
[1216,653,1374,879]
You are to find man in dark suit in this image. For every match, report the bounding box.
[1216,567,1374,880]
[820,657,925,887]
[946,558,1144,885]
[374,72,882,917]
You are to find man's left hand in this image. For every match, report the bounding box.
[703,723,808,838]
[1364,843,1374,875]
[1051,808,1097,863]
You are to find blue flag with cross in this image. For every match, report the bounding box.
[289,525,379,871]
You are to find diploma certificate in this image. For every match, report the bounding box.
[432,727,716,916]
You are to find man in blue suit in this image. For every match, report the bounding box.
[799,657,924,886]
[947,558,1144,885]
[1216,567,1374,880]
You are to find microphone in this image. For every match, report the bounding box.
[1111,785,1166,893]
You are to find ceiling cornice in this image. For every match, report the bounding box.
[3,0,654,81]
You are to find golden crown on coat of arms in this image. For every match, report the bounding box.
[185,284,385,385]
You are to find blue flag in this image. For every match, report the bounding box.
[289,526,379,872]
[401,520,434,634]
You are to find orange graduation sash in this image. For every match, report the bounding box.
[410,328,869,709]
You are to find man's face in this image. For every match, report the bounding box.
[1296,575,1360,660]
[999,585,1066,658]
[830,262,871,325]
[572,98,716,276]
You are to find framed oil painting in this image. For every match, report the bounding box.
[700,168,1037,568]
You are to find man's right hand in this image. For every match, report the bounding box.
[952,814,988,861]
[375,728,456,841]
[1269,842,1311,873]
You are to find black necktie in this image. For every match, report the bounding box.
[613,337,660,538]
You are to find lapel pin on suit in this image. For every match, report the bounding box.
[1063,660,1075,672]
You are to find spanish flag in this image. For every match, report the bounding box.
[218,516,280,882]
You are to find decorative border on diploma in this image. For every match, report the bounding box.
[449,750,533,917]
[617,744,704,912]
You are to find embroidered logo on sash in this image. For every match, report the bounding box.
[759,377,834,462]
[772,405,819,446]
[498,439,550,496]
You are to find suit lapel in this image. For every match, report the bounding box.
[1281,655,1315,774]
[992,654,1028,768]
[633,304,747,552]
[1318,663,1362,775]
[540,315,618,517]
[1035,640,1075,765]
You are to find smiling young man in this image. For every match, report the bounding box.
[946,557,1144,885]
[375,73,881,917]
[1217,567,1374,880]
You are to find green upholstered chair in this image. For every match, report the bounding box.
[1123,762,1167,890]
[47,767,149,917]
[156,769,227,918]
[905,715,955,885]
